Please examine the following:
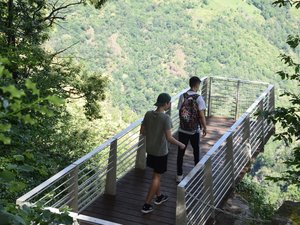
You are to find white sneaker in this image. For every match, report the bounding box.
[176,175,183,183]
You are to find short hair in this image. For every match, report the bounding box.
[189,76,201,88]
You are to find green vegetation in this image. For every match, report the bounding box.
[0,0,112,223]
[0,0,299,223]
[263,0,299,188]
[237,176,275,223]
[49,0,298,113]
[0,57,73,225]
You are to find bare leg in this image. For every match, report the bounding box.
[145,172,161,204]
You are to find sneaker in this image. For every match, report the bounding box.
[141,203,153,214]
[154,194,169,205]
[176,175,183,183]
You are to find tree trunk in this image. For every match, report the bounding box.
[7,0,15,46]
[7,0,18,80]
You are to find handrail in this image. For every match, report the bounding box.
[176,82,275,225]
[16,76,274,225]
[46,207,122,225]
[16,78,208,216]
[211,76,269,85]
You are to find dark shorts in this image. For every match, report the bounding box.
[146,154,168,174]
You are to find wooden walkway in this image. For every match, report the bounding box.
[81,117,234,225]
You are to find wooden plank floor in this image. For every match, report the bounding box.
[81,117,234,225]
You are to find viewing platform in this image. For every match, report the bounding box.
[17,77,275,225]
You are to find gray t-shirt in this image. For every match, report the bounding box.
[142,111,173,156]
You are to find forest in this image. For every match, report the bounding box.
[0,0,299,224]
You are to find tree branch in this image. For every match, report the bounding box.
[50,41,81,59]
[43,1,84,26]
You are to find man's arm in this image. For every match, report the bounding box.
[165,129,185,149]
[199,110,207,137]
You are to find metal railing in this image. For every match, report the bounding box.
[176,81,275,225]
[16,77,274,225]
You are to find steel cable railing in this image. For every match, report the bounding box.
[176,83,275,225]
[16,77,274,225]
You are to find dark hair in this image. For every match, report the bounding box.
[189,76,201,88]
[154,93,171,107]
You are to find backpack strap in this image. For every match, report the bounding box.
[183,92,199,99]
[190,94,200,100]
[183,92,189,99]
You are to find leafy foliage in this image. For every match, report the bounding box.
[0,0,109,203]
[0,0,107,119]
[272,0,300,8]
[0,0,109,223]
[266,33,300,186]
[237,176,275,223]
[0,58,73,224]
[0,204,73,225]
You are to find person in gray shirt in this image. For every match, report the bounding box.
[140,93,185,214]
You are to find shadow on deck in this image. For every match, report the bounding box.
[81,117,234,225]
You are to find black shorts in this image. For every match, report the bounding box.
[146,154,168,174]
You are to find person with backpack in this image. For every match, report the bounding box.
[140,93,186,214]
[176,76,207,183]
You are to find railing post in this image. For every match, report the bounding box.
[135,136,146,170]
[270,86,275,111]
[259,100,265,147]
[244,115,252,158]
[69,166,79,212]
[207,77,213,117]
[268,86,276,136]
[203,158,215,220]
[176,186,187,225]
[234,80,241,120]
[105,139,117,195]
[201,77,208,104]
[225,134,235,187]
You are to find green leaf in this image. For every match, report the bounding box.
[38,105,54,116]
[6,164,18,170]
[46,96,64,105]
[10,100,22,112]
[0,170,15,182]
[7,181,26,193]
[25,79,40,96]
[1,85,25,99]
[22,114,36,125]
[0,134,11,145]
[0,212,10,225]
[13,155,25,162]
[24,151,34,160]
[0,123,11,132]
[17,165,34,172]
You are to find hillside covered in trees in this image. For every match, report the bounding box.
[49,0,299,112]
[0,0,299,223]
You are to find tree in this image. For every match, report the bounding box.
[0,0,109,223]
[272,0,300,8]
[0,0,108,119]
[0,57,73,224]
[266,1,300,186]
[0,1,108,202]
